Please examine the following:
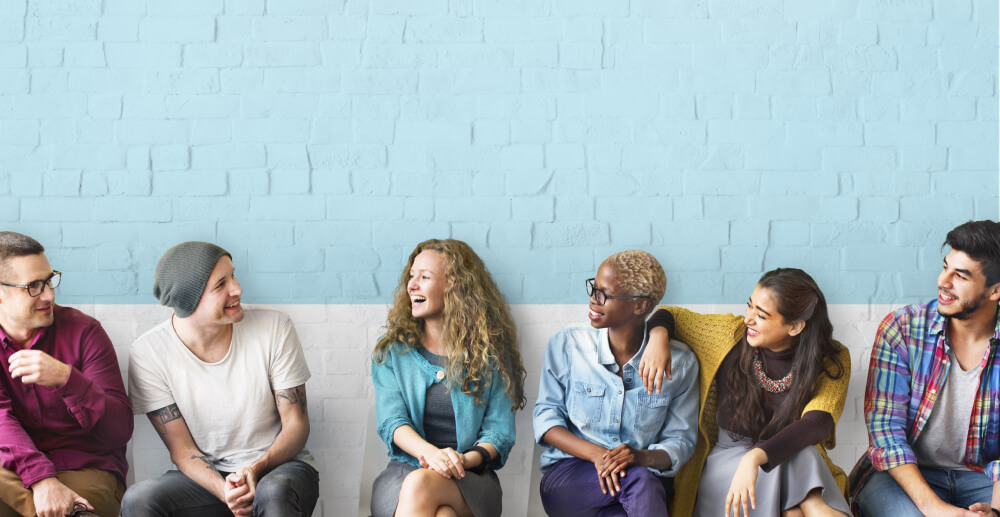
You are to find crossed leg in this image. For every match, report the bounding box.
[395,469,473,517]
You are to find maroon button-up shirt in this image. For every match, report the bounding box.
[0,305,131,488]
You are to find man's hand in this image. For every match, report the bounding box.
[224,466,257,517]
[31,477,92,517]
[919,499,991,517]
[9,350,71,387]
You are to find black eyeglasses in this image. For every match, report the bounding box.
[0,271,61,297]
[586,278,648,306]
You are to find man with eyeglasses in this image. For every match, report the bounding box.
[121,242,318,517]
[0,232,132,517]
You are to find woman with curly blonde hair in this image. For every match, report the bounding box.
[370,238,526,517]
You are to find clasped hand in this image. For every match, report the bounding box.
[224,466,257,517]
[594,444,640,497]
[418,447,466,479]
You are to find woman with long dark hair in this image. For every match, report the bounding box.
[639,268,851,517]
[370,239,526,517]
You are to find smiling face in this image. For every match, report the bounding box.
[937,249,1000,320]
[0,253,56,344]
[187,256,244,326]
[408,249,447,324]
[744,284,804,352]
[587,263,645,330]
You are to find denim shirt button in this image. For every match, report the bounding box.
[613,418,618,423]
[625,378,631,382]
[618,389,622,394]
[613,437,618,442]
[587,388,591,392]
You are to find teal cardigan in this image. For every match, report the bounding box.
[371,343,516,469]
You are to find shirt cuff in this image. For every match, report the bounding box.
[532,413,566,445]
[868,443,915,471]
[646,443,681,477]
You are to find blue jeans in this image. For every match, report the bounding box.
[120,460,319,517]
[855,466,992,517]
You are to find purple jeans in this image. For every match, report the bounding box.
[539,457,674,517]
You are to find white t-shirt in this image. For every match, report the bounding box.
[129,305,315,471]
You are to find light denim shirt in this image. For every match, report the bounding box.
[372,343,516,469]
[533,324,699,477]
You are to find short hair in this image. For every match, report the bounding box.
[0,232,44,277]
[603,250,667,313]
[945,220,1000,286]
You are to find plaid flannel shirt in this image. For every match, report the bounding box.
[848,299,1000,503]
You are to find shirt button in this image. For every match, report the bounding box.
[613,418,619,423]
[613,438,618,442]
[587,388,591,393]
[618,390,622,394]
[625,378,631,382]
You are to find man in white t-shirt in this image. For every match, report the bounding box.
[120,242,318,517]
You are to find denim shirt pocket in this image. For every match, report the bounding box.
[569,381,606,424]
[634,392,672,433]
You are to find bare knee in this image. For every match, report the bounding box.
[782,507,805,517]
[435,507,458,517]
[798,488,848,517]
[398,469,440,508]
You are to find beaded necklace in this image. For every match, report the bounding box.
[752,348,792,393]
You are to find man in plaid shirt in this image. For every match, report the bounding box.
[849,220,1000,517]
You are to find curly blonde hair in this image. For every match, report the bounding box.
[603,250,666,314]
[372,239,526,411]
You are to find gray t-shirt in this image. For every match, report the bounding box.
[129,306,315,471]
[912,348,982,470]
[418,347,458,450]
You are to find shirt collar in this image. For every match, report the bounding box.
[927,298,1000,344]
[596,322,650,370]
[0,323,48,350]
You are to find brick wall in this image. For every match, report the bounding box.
[0,0,995,305]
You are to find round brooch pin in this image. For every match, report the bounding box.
[436,370,445,380]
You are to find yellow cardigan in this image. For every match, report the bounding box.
[665,306,852,517]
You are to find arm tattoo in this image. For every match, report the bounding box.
[275,385,308,413]
[191,454,218,472]
[149,404,182,437]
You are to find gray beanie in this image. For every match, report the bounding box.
[153,241,231,318]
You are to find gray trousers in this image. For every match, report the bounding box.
[120,460,319,517]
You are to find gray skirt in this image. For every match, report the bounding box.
[693,428,850,517]
[370,460,502,517]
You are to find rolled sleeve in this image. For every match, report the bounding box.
[864,313,918,471]
[646,344,699,476]
[532,332,571,444]
[986,460,1000,482]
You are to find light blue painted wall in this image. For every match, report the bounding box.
[0,0,996,305]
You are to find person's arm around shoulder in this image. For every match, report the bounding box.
[646,344,699,475]
[639,308,675,393]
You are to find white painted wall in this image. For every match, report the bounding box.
[77,302,896,516]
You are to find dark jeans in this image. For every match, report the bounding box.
[540,457,674,517]
[120,460,319,517]
[855,466,992,517]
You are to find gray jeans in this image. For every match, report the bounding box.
[120,460,319,517]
